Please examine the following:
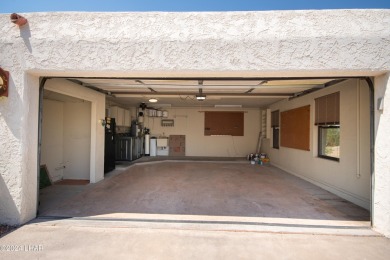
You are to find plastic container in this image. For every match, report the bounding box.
[150,137,157,156]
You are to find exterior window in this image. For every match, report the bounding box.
[315,92,340,161]
[318,126,340,161]
[271,110,279,149]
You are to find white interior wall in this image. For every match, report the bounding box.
[63,101,91,180]
[44,79,105,183]
[41,98,92,181]
[143,108,261,157]
[41,100,64,182]
[262,79,371,209]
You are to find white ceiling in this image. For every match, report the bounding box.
[63,78,341,108]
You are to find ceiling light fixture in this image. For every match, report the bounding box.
[149,98,158,103]
[196,88,206,101]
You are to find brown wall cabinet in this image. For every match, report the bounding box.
[281,105,310,151]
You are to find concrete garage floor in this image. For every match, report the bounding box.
[3,161,387,260]
[38,161,369,221]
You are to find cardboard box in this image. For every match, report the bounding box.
[170,141,185,147]
[169,135,185,147]
[169,135,185,156]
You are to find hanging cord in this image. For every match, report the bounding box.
[179,95,195,101]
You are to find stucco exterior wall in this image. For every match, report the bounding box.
[0,10,389,236]
[0,71,39,224]
[374,73,390,237]
[0,10,389,77]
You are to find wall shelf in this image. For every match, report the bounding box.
[161,119,174,127]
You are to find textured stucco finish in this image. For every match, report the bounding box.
[0,72,39,225]
[0,10,390,236]
[0,10,389,76]
[373,73,390,237]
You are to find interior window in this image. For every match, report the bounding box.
[318,126,340,160]
[315,92,340,161]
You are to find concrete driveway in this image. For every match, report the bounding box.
[1,215,390,260]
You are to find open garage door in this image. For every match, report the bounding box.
[37,76,373,230]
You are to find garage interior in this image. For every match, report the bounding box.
[38,76,371,225]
